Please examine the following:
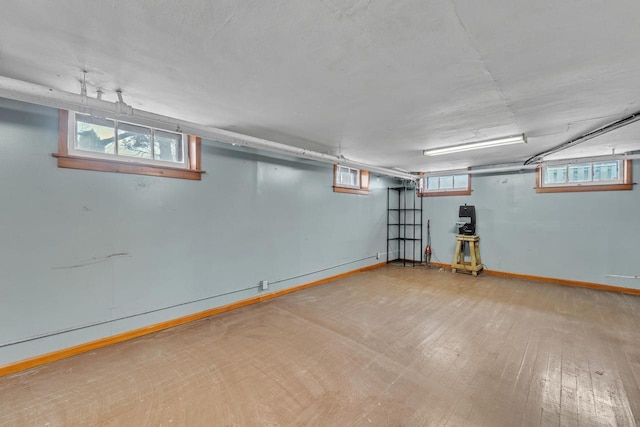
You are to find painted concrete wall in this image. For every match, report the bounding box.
[423,168,640,290]
[0,98,396,366]
[3,96,638,367]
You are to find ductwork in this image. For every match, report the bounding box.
[0,76,417,181]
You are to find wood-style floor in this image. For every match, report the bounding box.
[1,265,640,426]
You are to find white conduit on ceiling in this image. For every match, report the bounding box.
[0,76,417,181]
[421,164,537,177]
[422,154,640,178]
[525,111,640,164]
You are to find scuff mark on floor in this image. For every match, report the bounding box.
[53,253,130,270]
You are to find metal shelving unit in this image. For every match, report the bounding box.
[387,187,423,266]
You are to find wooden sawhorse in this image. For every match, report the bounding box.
[452,234,483,276]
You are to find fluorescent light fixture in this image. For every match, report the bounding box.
[423,134,527,156]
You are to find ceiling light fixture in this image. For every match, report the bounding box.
[423,134,527,156]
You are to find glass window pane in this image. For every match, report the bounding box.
[567,163,591,182]
[453,174,468,189]
[439,176,453,189]
[544,165,567,184]
[118,122,152,159]
[593,161,619,181]
[76,115,116,154]
[348,169,358,186]
[426,177,439,190]
[154,130,183,163]
[337,166,359,187]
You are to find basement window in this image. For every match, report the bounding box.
[418,173,471,197]
[334,165,370,195]
[53,110,204,180]
[536,159,632,193]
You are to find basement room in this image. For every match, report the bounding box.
[1,1,639,425]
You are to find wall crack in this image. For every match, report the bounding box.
[450,0,518,124]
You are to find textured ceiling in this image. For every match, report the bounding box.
[1,0,639,172]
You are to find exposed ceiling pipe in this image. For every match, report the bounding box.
[524,110,640,165]
[469,164,539,175]
[543,152,640,165]
[0,76,417,181]
[422,152,640,177]
[422,164,538,177]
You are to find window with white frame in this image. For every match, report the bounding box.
[418,173,471,196]
[54,110,204,180]
[537,159,632,193]
[335,165,360,188]
[72,113,187,167]
[333,165,370,195]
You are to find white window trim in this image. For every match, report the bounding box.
[418,173,471,196]
[536,159,632,193]
[335,165,361,189]
[69,112,189,169]
[54,110,204,181]
[539,159,625,188]
[333,165,370,195]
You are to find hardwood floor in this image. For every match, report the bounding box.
[1,265,639,426]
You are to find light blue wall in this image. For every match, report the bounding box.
[3,97,637,367]
[0,98,396,366]
[423,168,640,290]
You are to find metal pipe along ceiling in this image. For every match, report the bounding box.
[421,152,640,177]
[421,164,538,177]
[524,110,640,165]
[0,76,417,181]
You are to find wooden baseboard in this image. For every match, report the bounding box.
[387,258,423,264]
[429,262,640,296]
[0,261,386,378]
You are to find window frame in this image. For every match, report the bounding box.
[536,159,632,193]
[70,112,188,167]
[418,172,471,197]
[53,110,204,180]
[335,165,360,189]
[333,165,370,195]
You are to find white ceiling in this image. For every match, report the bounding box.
[1,0,640,172]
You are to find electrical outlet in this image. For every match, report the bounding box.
[376,252,381,260]
[260,280,269,290]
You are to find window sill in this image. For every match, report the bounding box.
[535,183,633,193]
[52,153,205,180]
[419,189,471,197]
[333,186,370,195]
